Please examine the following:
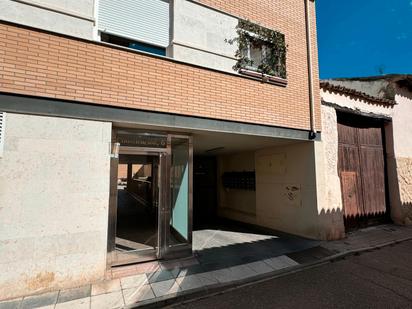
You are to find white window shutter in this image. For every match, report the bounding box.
[0,112,5,158]
[98,0,170,48]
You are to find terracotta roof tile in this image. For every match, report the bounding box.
[320,81,396,106]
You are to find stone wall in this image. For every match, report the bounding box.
[172,0,237,72]
[397,158,412,207]
[0,112,111,300]
[0,0,95,39]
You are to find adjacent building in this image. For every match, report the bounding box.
[320,75,412,234]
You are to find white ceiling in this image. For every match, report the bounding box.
[113,122,298,156]
[192,130,294,155]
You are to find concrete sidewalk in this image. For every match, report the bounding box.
[171,239,412,309]
[1,224,411,309]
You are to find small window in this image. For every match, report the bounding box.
[101,33,166,56]
[242,39,270,72]
[228,20,287,82]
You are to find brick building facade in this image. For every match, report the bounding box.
[0,0,328,301]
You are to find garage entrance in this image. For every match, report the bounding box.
[337,112,390,229]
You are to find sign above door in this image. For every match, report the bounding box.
[117,132,167,149]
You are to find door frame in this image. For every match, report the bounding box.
[107,129,193,268]
[336,111,391,229]
[107,147,169,267]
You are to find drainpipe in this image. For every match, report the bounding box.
[305,0,317,140]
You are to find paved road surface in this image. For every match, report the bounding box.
[171,240,412,309]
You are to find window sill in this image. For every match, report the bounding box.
[239,69,287,87]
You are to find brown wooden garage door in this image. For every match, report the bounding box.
[337,113,387,222]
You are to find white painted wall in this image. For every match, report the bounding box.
[172,0,237,72]
[0,0,95,39]
[319,105,342,214]
[315,113,345,239]
[320,88,394,118]
[0,113,111,300]
[387,88,412,223]
[392,90,412,158]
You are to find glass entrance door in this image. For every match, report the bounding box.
[107,131,193,267]
[110,152,164,266]
[163,136,192,259]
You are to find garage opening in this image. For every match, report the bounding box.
[192,132,262,241]
[191,131,319,263]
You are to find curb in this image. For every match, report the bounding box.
[131,236,412,308]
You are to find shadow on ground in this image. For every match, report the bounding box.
[190,219,321,274]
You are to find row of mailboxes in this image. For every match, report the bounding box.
[222,171,255,191]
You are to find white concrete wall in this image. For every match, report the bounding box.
[387,87,412,224]
[0,0,95,39]
[217,152,257,225]
[320,88,394,118]
[392,90,412,158]
[0,113,111,300]
[172,0,237,72]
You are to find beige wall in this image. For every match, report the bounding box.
[217,152,257,225]
[256,142,321,239]
[217,141,340,240]
[0,113,111,300]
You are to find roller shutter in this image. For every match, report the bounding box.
[98,0,170,47]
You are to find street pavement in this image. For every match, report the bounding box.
[171,240,412,309]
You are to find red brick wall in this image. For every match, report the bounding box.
[0,0,321,131]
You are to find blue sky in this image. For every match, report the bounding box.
[316,0,412,79]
